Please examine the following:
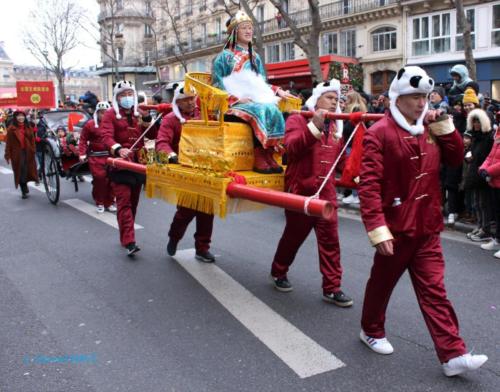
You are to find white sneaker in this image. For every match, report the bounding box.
[494,249,500,259]
[359,330,394,355]
[342,194,360,205]
[442,353,488,377]
[106,204,117,212]
[96,205,105,213]
[447,213,456,225]
[480,239,500,251]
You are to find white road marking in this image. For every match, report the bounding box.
[173,249,345,378]
[28,182,46,193]
[0,166,13,174]
[63,198,143,230]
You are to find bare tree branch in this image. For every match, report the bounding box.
[454,0,476,80]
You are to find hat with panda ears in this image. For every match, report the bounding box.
[112,80,139,120]
[172,82,196,124]
[93,101,111,128]
[389,66,434,135]
[305,79,343,138]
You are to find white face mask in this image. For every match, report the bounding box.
[119,96,134,109]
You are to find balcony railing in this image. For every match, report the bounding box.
[157,35,226,59]
[259,0,398,34]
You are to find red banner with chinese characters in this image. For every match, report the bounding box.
[16,81,55,108]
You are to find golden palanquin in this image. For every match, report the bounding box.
[145,72,302,218]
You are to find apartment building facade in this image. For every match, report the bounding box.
[403,0,500,99]
[95,0,157,100]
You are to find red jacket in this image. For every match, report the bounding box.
[359,112,463,245]
[480,129,500,188]
[156,109,200,155]
[284,114,345,203]
[101,107,158,160]
[78,119,108,157]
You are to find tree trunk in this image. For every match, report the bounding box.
[57,74,65,103]
[455,0,476,80]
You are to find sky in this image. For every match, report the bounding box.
[1,0,101,69]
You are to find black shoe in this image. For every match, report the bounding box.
[323,290,353,307]
[270,274,293,292]
[126,243,140,257]
[195,250,216,263]
[167,239,177,256]
[21,193,28,199]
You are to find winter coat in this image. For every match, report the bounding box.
[4,123,38,188]
[463,109,494,190]
[359,112,463,242]
[480,129,500,188]
[448,64,475,104]
[284,114,345,203]
[430,100,450,114]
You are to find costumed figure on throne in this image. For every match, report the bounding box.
[211,10,295,174]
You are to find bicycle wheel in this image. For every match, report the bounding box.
[41,142,60,204]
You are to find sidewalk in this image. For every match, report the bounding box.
[338,201,476,236]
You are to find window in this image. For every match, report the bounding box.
[145,24,153,37]
[456,9,475,51]
[116,0,123,10]
[343,0,351,15]
[201,23,207,44]
[492,4,500,47]
[186,0,193,15]
[282,42,295,61]
[216,18,222,39]
[116,47,124,61]
[322,32,338,55]
[145,1,152,16]
[144,50,152,65]
[340,30,356,57]
[116,23,124,33]
[266,44,280,63]
[372,27,396,52]
[412,13,450,55]
[256,5,264,23]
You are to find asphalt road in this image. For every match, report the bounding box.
[0,145,498,392]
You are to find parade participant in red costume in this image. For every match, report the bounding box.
[156,83,216,263]
[78,101,116,213]
[101,81,158,257]
[358,66,488,376]
[270,79,353,307]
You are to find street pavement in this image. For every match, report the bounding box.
[0,144,499,392]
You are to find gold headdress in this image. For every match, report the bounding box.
[226,10,253,35]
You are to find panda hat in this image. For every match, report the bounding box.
[112,80,139,120]
[305,79,343,138]
[389,66,434,135]
[172,82,196,124]
[93,101,111,128]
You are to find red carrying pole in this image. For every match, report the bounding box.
[226,182,333,220]
[293,110,383,123]
[106,158,334,219]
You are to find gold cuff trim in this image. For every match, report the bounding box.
[428,117,455,136]
[111,143,122,155]
[368,225,394,246]
[307,121,322,140]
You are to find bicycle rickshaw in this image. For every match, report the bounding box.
[39,109,92,204]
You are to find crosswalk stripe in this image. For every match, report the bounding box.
[173,249,345,378]
[63,198,143,230]
[0,166,13,174]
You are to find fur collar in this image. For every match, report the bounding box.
[466,109,491,133]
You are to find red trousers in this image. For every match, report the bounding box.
[89,157,114,207]
[168,206,214,252]
[111,182,142,246]
[271,209,342,293]
[361,234,467,363]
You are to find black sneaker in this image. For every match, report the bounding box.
[270,274,293,292]
[323,290,353,307]
[167,239,177,256]
[195,250,216,263]
[126,243,141,257]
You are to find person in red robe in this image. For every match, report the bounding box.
[270,79,353,307]
[358,65,488,376]
[101,81,158,257]
[78,101,115,213]
[156,83,215,263]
